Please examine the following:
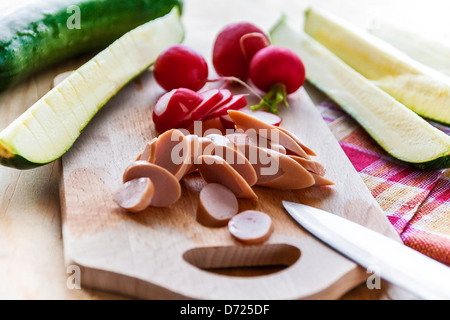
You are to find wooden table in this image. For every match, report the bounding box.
[1,0,448,300]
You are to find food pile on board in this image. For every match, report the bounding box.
[113,18,333,244]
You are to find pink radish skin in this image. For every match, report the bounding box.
[240,32,270,61]
[249,46,306,114]
[179,89,225,128]
[208,89,233,112]
[250,46,305,94]
[154,45,209,92]
[152,88,204,133]
[242,110,282,126]
[212,22,270,80]
[205,95,247,120]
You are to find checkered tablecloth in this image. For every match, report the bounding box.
[318,100,450,265]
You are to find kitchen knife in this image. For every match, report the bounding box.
[282,201,450,300]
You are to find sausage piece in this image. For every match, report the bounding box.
[236,144,315,189]
[206,134,257,186]
[154,129,191,180]
[139,137,158,163]
[226,131,287,155]
[277,127,317,157]
[185,136,214,175]
[113,177,155,213]
[196,183,239,228]
[227,110,310,159]
[197,155,258,199]
[311,173,335,186]
[228,210,274,245]
[123,161,181,207]
[289,155,326,176]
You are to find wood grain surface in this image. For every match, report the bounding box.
[2,0,448,300]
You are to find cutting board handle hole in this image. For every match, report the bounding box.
[183,243,301,277]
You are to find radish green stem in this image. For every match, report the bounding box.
[250,84,288,114]
[206,76,264,100]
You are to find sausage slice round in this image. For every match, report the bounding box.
[196,183,239,228]
[154,129,191,180]
[113,177,155,213]
[228,210,274,245]
[197,155,257,199]
[123,161,182,207]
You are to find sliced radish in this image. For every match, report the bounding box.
[205,95,247,120]
[152,88,204,133]
[208,89,233,112]
[242,109,282,126]
[179,89,224,128]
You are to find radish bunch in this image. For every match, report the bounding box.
[212,23,305,114]
[151,21,306,133]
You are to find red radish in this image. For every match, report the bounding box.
[240,32,270,60]
[179,89,225,128]
[205,94,247,120]
[249,46,306,114]
[152,88,204,133]
[153,45,209,92]
[212,22,270,80]
[242,109,282,126]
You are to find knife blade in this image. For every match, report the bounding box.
[282,201,450,300]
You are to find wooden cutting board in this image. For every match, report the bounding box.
[58,67,400,299]
[56,1,400,299]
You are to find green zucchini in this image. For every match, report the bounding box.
[271,14,450,170]
[0,0,182,91]
[0,7,185,170]
[303,7,450,125]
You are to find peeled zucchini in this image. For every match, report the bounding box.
[303,7,450,125]
[271,14,450,170]
[0,7,184,169]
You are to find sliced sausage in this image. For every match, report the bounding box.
[235,144,315,189]
[197,155,258,199]
[277,127,317,157]
[139,137,158,163]
[289,155,326,176]
[236,144,284,184]
[227,110,310,159]
[206,134,257,187]
[113,177,155,213]
[311,173,335,186]
[123,161,181,207]
[185,136,214,175]
[154,129,191,180]
[226,131,286,154]
[196,183,239,228]
[228,210,274,245]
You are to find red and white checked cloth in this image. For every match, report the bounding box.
[317,100,450,265]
